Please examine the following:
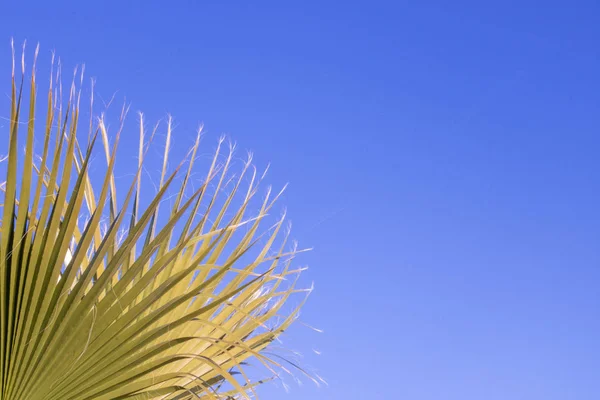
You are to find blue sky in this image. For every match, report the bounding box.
[1,1,600,399]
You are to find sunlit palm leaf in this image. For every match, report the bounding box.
[0,42,313,400]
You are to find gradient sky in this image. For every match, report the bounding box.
[1,1,599,399]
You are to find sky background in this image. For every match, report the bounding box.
[1,1,600,399]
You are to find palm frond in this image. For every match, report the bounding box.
[0,42,312,400]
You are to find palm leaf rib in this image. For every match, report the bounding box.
[0,44,314,400]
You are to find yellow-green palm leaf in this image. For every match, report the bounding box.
[0,42,313,400]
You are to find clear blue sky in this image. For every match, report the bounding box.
[2,1,600,399]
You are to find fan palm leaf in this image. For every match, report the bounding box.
[0,42,312,400]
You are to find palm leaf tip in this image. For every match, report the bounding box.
[0,43,316,400]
